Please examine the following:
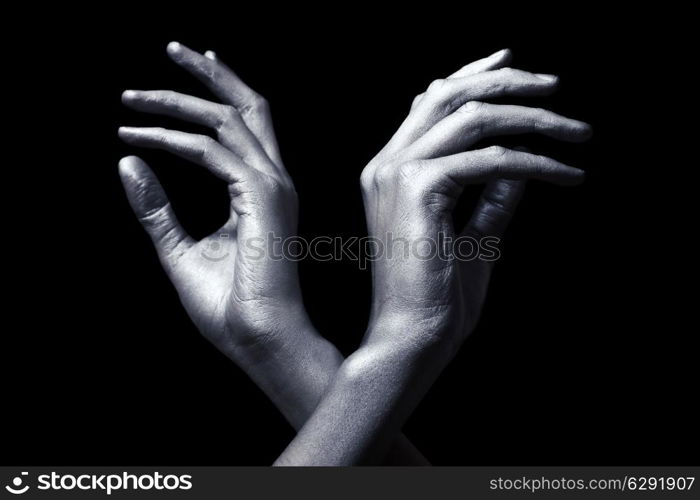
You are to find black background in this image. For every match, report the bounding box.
[3,8,696,465]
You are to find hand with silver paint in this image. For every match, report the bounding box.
[118,42,427,464]
[276,49,592,465]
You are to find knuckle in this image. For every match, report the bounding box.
[261,174,282,194]
[200,59,219,83]
[152,127,168,143]
[486,69,513,93]
[531,108,549,129]
[396,161,423,182]
[162,92,184,112]
[252,173,296,208]
[248,95,269,113]
[426,78,446,94]
[373,163,395,188]
[223,105,240,118]
[396,161,429,198]
[534,154,551,174]
[459,101,489,137]
[217,105,240,129]
[411,93,424,108]
[486,79,507,95]
[198,135,217,158]
[139,203,171,227]
[256,95,269,108]
[460,100,486,114]
[485,145,508,158]
[359,168,374,191]
[151,90,170,102]
[530,106,548,118]
[496,67,517,78]
[200,134,216,147]
[370,157,426,192]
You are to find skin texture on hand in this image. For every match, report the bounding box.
[119,42,427,464]
[275,49,592,465]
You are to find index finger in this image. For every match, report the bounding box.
[165,41,284,167]
[166,41,258,109]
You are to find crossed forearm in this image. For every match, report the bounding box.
[274,335,444,465]
[226,319,429,464]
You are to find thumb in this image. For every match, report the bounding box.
[119,156,193,269]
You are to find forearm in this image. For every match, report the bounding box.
[224,318,429,465]
[274,337,445,466]
[230,319,343,429]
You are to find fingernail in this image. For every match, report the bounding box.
[119,155,139,170]
[535,73,558,83]
[121,90,137,101]
[581,123,593,139]
[118,126,136,136]
[494,48,511,58]
[204,50,216,60]
[167,41,181,54]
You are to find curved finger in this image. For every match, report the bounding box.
[463,179,527,238]
[166,41,284,166]
[406,68,559,139]
[447,48,513,79]
[121,90,277,176]
[166,42,256,110]
[118,156,194,270]
[423,146,585,186]
[392,52,550,153]
[122,90,224,127]
[118,127,255,185]
[437,68,559,108]
[410,49,514,111]
[409,102,592,159]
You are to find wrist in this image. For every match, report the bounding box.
[220,302,317,364]
[219,308,344,429]
[366,304,460,360]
